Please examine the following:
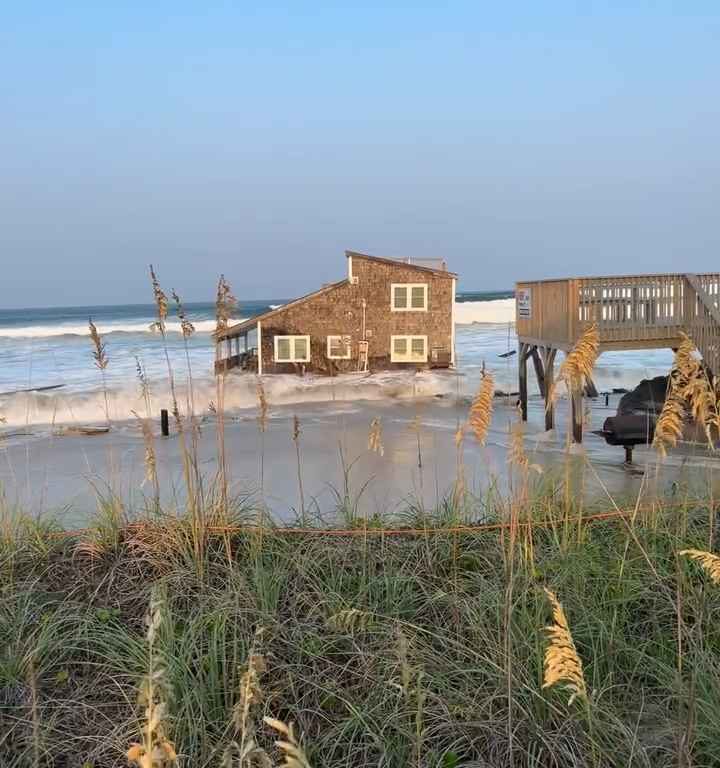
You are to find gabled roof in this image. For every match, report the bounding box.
[346,250,457,277]
[217,279,348,339]
[218,250,456,340]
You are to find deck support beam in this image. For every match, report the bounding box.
[530,346,546,398]
[519,342,528,421]
[584,377,599,399]
[542,346,557,431]
[571,389,584,443]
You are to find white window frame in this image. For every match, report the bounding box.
[391,283,428,312]
[326,335,352,360]
[273,335,311,363]
[391,335,428,363]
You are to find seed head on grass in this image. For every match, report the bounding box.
[555,323,599,398]
[127,585,176,767]
[326,607,373,633]
[368,418,384,456]
[171,290,195,339]
[679,549,720,585]
[257,378,268,433]
[132,412,157,489]
[149,265,169,334]
[215,274,237,335]
[674,333,719,447]
[468,368,494,445]
[222,627,270,768]
[135,356,151,404]
[653,390,685,457]
[263,717,313,768]
[542,588,587,705]
[88,318,108,370]
[508,415,542,475]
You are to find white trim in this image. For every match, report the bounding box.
[326,335,352,359]
[390,283,428,312]
[257,321,263,375]
[451,277,456,366]
[273,334,311,363]
[390,335,428,363]
[348,254,353,281]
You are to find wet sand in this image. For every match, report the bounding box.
[2,390,719,528]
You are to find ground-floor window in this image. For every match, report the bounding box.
[390,335,428,363]
[274,335,311,363]
[326,335,352,359]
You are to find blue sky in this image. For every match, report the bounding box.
[1,1,718,307]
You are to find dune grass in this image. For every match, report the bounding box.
[1,490,720,767]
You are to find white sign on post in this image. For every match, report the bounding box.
[516,288,532,319]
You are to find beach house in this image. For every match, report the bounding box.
[215,251,457,375]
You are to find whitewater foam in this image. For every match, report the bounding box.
[454,298,515,325]
[0,298,515,339]
[0,318,247,339]
[0,370,459,428]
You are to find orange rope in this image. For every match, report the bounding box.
[43,498,716,540]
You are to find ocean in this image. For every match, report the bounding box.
[0,291,675,431]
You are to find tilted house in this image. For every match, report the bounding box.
[215,251,457,375]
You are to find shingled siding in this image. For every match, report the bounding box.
[259,255,454,374]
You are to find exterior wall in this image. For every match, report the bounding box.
[259,255,454,374]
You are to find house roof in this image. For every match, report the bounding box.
[217,279,349,339]
[217,251,456,340]
[346,251,457,277]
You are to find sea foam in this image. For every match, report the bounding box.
[0,298,515,339]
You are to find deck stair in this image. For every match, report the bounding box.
[515,272,720,442]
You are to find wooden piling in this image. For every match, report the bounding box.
[571,390,583,443]
[543,346,557,431]
[160,409,169,437]
[519,343,528,421]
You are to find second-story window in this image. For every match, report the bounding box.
[391,283,428,311]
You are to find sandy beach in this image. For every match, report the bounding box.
[2,377,719,528]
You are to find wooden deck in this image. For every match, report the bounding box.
[515,272,720,441]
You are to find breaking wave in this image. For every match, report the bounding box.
[0,318,247,339]
[0,298,516,340]
[0,371,458,428]
[455,298,515,325]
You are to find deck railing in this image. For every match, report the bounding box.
[516,272,720,369]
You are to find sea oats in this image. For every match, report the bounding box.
[653,390,686,457]
[555,323,599,398]
[171,290,195,339]
[88,318,108,370]
[135,356,151,404]
[127,585,176,767]
[263,717,313,768]
[368,417,384,456]
[679,549,720,585]
[257,378,268,433]
[132,412,157,489]
[215,274,237,335]
[508,416,542,475]
[468,369,494,445]
[327,607,373,633]
[149,265,169,334]
[542,588,587,705]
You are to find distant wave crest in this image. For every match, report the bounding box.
[0,298,516,339]
[455,298,515,325]
[0,318,247,339]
